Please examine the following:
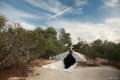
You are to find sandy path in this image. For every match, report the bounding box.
[26,66,120,80]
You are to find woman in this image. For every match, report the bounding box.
[64,50,76,69]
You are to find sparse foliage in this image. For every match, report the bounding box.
[0,15,68,69]
[0,13,120,69]
[59,28,72,51]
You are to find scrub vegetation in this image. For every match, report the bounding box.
[0,14,120,70]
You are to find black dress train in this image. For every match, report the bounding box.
[64,54,76,69]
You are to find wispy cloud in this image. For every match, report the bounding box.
[0,2,47,20]
[74,0,88,7]
[25,0,67,14]
[103,0,120,7]
[0,0,87,24]
[25,0,86,21]
[47,7,72,20]
[100,0,120,20]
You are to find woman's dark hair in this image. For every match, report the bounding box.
[69,50,73,54]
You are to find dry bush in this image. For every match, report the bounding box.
[0,26,30,69]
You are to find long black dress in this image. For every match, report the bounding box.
[64,54,76,69]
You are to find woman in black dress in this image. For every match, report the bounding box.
[64,50,76,69]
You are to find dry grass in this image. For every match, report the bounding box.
[0,66,32,80]
[0,59,48,80]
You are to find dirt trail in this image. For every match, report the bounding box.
[25,66,120,80]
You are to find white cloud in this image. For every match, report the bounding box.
[47,7,72,20]
[19,21,36,30]
[25,0,85,20]
[0,2,47,20]
[25,0,73,20]
[47,18,120,44]
[6,21,36,30]
[103,0,120,7]
[75,0,88,7]
[25,0,67,14]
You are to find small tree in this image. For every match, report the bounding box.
[59,28,71,51]
[0,14,6,30]
[85,46,96,64]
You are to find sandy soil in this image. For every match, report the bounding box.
[25,66,120,80]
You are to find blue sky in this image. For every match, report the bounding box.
[0,0,120,43]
